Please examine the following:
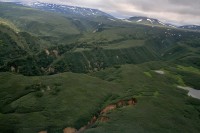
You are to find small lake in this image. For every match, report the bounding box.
[177,86,200,100]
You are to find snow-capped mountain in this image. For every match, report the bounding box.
[123,16,200,31]
[127,16,177,28]
[128,17,161,25]
[16,1,114,18]
[10,2,200,31]
[179,25,200,31]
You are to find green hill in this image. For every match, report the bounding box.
[0,72,122,133]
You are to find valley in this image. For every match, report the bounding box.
[0,1,200,133]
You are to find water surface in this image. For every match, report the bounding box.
[177,86,200,100]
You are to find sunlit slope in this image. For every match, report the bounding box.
[0,3,80,36]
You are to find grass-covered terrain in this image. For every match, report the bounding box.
[87,62,200,133]
[1,21,199,76]
[0,2,200,133]
[0,62,200,133]
[0,72,123,133]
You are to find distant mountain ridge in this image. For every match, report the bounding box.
[126,16,177,28]
[15,1,114,19]
[179,25,200,31]
[1,1,200,31]
[124,16,200,31]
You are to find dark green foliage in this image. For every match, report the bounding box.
[19,32,41,52]
[53,46,158,74]
[26,83,46,91]
[181,72,200,89]
[0,30,27,61]
[50,87,61,95]
[35,91,44,98]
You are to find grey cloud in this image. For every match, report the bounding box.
[123,0,200,15]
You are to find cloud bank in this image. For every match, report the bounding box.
[1,0,200,25]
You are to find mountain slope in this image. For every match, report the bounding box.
[17,1,114,19]
[179,25,200,31]
[1,62,200,133]
[0,72,122,133]
[0,2,80,36]
[0,25,28,67]
[127,16,177,28]
[1,4,200,76]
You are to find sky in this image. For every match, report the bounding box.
[1,0,200,25]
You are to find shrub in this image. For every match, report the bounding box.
[35,91,43,98]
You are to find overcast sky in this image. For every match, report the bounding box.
[1,0,200,25]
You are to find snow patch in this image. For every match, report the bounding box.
[155,70,165,75]
[108,18,116,21]
[158,21,166,26]
[147,19,153,24]
[122,19,132,23]
[168,24,177,28]
[136,19,143,22]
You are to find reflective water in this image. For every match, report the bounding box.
[177,86,200,100]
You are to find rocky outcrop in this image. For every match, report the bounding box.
[44,49,59,57]
[38,131,47,133]
[100,104,117,114]
[48,67,55,73]
[45,49,50,55]
[127,98,137,105]
[117,100,126,107]
[11,66,16,72]
[52,50,59,57]
[98,116,109,122]
[63,127,77,133]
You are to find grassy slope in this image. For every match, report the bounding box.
[86,62,200,133]
[0,24,49,72]
[0,72,124,133]
[0,3,80,36]
[0,18,20,32]
[0,25,28,67]
[0,62,200,133]
[42,25,200,75]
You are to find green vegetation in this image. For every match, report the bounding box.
[87,63,200,133]
[0,2,200,133]
[0,72,122,133]
[0,18,20,32]
[177,65,200,75]
[143,71,152,78]
[1,62,200,133]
